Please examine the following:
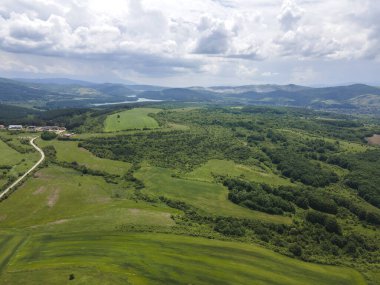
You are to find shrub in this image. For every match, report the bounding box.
[41,131,57,141]
[289,244,302,256]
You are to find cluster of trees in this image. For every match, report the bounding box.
[123,164,144,190]
[40,131,57,141]
[223,178,295,215]
[263,147,339,187]
[327,150,380,209]
[344,151,380,209]
[163,196,377,260]
[300,139,338,157]
[266,130,287,143]
[223,178,344,218]
[305,211,341,234]
[42,145,57,161]
[0,137,33,154]
[81,129,260,171]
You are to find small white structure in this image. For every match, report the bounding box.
[8,125,23,131]
[0,125,5,130]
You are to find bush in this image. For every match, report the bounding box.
[324,217,342,234]
[366,212,380,225]
[214,218,246,237]
[41,131,57,141]
[289,244,302,256]
[308,195,338,214]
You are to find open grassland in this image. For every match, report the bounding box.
[104,108,161,132]
[0,166,175,232]
[184,159,292,186]
[37,140,132,176]
[135,165,291,224]
[0,233,366,285]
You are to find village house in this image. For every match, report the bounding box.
[26,126,37,132]
[62,133,74,138]
[0,125,5,130]
[8,125,23,131]
[36,126,65,132]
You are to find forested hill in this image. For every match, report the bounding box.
[1,77,380,113]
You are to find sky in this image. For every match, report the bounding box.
[0,0,379,87]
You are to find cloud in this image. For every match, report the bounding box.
[194,22,231,54]
[0,0,378,86]
[277,0,303,31]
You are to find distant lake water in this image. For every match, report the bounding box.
[92,98,163,106]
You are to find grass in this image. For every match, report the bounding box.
[0,138,39,188]
[104,108,161,132]
[37,139,132,176]
[0,140,25,166]
[0,165,176,232]
[183,159,293,186]
[135,165,292,224]
[0,232,366,285]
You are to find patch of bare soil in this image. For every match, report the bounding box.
[366,134,380,146]
[0,214,7,221]
[33,186,46,195]
[29,219,69,229]
[49,219,69,225]
[47,189,60,207]
[34,172,53,179]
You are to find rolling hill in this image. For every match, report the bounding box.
[1,77,380,113]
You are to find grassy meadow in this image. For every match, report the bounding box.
[0,232,366,285]
[0,165,176,232]
[38,139,132,176]
[104,108,161,132]
[136,165,292,224]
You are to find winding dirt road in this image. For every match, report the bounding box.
[0,137,45,200]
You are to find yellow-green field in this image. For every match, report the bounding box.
[0,232,366,285]
[104,108,161,132]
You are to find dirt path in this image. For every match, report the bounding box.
[0,137,45,200]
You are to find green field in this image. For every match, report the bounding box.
[104,108,161,132]
[183,159,292,186]
[0,166,175,232]
[38,140,132,176]
[0,233,366,285]
[136,165,292,224]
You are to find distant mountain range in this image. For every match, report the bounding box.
[1,77,380,114]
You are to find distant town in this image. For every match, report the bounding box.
[0,124,74,137]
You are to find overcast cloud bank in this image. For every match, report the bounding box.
[0,0,379,86]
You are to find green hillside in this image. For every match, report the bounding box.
[0,233,366,285]
[104,108,161,132]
